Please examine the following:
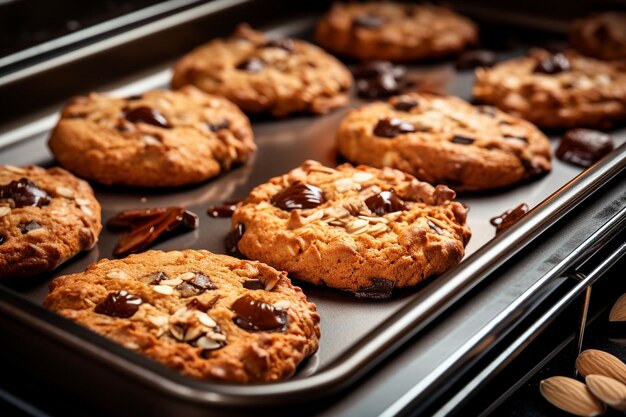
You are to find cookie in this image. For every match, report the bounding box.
[44,249,320,383]
[228,161,471,297]
[473,49,626,129]
[171,24,352,117]
[571,12,626,60]
[0,165,101,279]
[336,93,551,191]
[315,2,477,62]
[49,86,255,187]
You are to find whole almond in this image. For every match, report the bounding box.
[540,376,606,416]
[577,349,626,385]
[609,294,626,322]
[586,374,626,411]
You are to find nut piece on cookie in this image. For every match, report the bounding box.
[0,165,101,279]
[315,2,477,62]
[473,49,626,129]
[172,24,353,117]
[337,92,551,191]
[229,161,471,298]
[570,12,626,61]
[44,249,320,383]
[48,86,255,187]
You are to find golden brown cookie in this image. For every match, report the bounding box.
[228,161,471,298]
[337,93,551,191]
[44,250,320,383]
[570,12,626,60]
[473,49,626,129]
[171,24,353,117]
[49,86,255,187]
[0,165,101,279]
[315,2,477,62]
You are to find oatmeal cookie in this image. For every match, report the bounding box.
[570,12,626,60]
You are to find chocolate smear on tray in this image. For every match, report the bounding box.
[95,290,142,318]
[355,278,394,300]
[232,295,288,332]
[236,57,265,72]
[353,61,408,99]
[365,190,406,216]
[556,129,614,167]
[490,203,529,234]
[122,106,170,128]
[207,200,241,218]
[455,50,497,69]
[373,117,417,138]
[533,53,571,74]
[107,207,199,257]
[0,178,51,208]
[225,223,245,257]
[272,182,325,211]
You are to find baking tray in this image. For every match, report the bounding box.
[1,1,626,415]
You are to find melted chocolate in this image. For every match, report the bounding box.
[231,295,288,332]
[533,53,571,74]
[123,106,170,128]
[365,190,406,216]
[176,273,215,298]
[394,99,419,112]
[0,178,51,209]
[94,290,142,318]
[427,220,444,235]
[353,61,408,99]
[353,14,383,28]
[455,50,497,69]
[354,278,394,300]
[490,203,529,234]
[225,223,245,257]
[243,279,263,290]
[207,200,240,218]
[18,221,41,234]
[261,38,294,53]
[450,135,475,145]
[271,183,325,211]
[236,57,265,72]
[556,129,614,167]
[373,117,416,138]
[107,207,199,257]
[206,120,230,132]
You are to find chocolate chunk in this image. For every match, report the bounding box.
[0,178,51,209]
[354,278,394,300]
[243,279,263,290]
[373,117,416,138]
[365,190,406,216]
[106,207,199,257]
[427,220,444,235]
[261,38,294,53]
[353,61,408,99]
[126,94,143,101]
[477,106,497,117]
[520,157,548,177]
[236,57,265,72]
[186,295,219,312]
[207,200,240,218]
[353,14,383,28]
[175,273,215,298]
[115,122,134,132]
[533,53,571,75]
[0,235,4,245]
[140,271,167,285]
[394,98,419,112]
[556,129,614,167]
[123,106,170,128]
[450,135,475,145]
[455,50,497,70]
[490,203,529,234]
[225,223,245,257]
[504,135,529,144]
[231,295,288,332]
[272,182,325,211]
[206,120,230,132]
[94,290,142,318]
[18,221,41,234]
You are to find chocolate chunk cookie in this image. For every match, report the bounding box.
[473,49,626,129]
[570,12,626,61]
[0,165,101,279]
[315,2,477,62]
[337,93,551,191]
[172,24,352,117]
[49,86,255,187]
[229,161,471,297]
[44,250,320,383]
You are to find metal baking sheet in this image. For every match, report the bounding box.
[1,0,626,412]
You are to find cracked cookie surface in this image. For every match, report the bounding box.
[229,161,471,297]
[44,249,320,383]
[171,24,352,117]
[473,49,626,129]
[0,165,101,279]
[570,12,626,61]
[337,92,551,191]
[49,86,255,187]
[315,2,477,62]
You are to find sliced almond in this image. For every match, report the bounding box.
[56,186,75,198]
[106,270,129,280]
[263,275,280,292]
[609,294,626,322]
[176,272,196,281]
[577,349,626,385]
[273,300,290,310]
[586,374,626,411]
[159,278,183,287]
[153,285,174,295]
[196,336,222,350]
[3,165,26,174]
[539,376,606,417]
[353,172,374,182]
[0,206,10,217]
[197,312,216,328]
